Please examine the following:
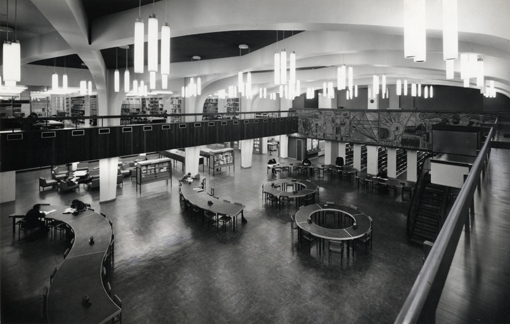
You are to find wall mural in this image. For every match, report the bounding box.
[295,109,503,150]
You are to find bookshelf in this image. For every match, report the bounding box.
[253,138,262,154]
[135,158,172,193]
[169,97,182,123]
[225,98,239,119]
[201,147,235,175]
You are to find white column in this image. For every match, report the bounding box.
[0,171,16,203]
[387,148,397,178]
[407,150,418,182]
[337,143,347,162]
[241,139,254,168]
[184,96,197,123]
[324,141,338,165]
[261,137,268,154]
[366,146,378,175]
[185,146,201,176]
[279,135,289,158]
[353,144,362,170]
[99,157,119,203]
[388,85,400,109]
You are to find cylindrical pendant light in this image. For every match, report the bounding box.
[382,74,387,93]
[62,74,68,91]
[424,86,429,99]
[161,23,170,75]
[114,69,120,92]
[429,86,433,98]
[417,83,422,97]
[463,78,469,88]
[322,82,327,96]
[348,66,353,92]
[446,60,455,79]
[148,14,158,72]
[413,0,426,62]
[368,87,372,99]
[150,71,156,89]
[88,81,92,95]
[396,79,402,96]
[134,18,144,73]
[338,65,346,90]
[280,49,287,85]
[442,0,458,60]
[411,83,416,97]
[274,52,280,85]
[404,79,408,96]
[460,53,468,79]
[52,72,59,91]
[354,85,358,97]
[346,90,349,100]
[476,59,484,88]
[263,87,267,99]
[404,0,418,59]
[238,71,243,94]
[289,51,296,85]
[80,80,87,95]
[373,74,380,95]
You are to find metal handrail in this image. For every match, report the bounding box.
[395,124,496,323]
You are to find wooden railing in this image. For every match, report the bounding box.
[395,124,496,323]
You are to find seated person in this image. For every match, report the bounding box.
[70,199,88,211]
[267,158,277,175]
[335,156,344,167]
[180,172,192,183]
[24,204,47,231]
[302,158,312,166]
[376,168,387,178]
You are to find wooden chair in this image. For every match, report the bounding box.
[39,177,58,191]
[57,180,79,193]
[16,219,38,239]
[328,240,344,263]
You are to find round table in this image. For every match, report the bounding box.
[263,179,319,208]
[294,203,372,258]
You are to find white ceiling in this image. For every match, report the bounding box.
[2,0,510,99]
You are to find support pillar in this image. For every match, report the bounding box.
[324,141,339,165]
[261,137,268,154]
[0,171,16,203]
[366,146,378,175]
[99,157,119,203]
[407,150,418,182]
[387,148,397,178]
[353,144,362,171]
[279,135,289,158]
[338,143,347,163]
[185,146,201,176]
[240,139,254,168]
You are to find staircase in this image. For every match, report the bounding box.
[408,183,448,244]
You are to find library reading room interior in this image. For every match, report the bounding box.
[1,0,510,323]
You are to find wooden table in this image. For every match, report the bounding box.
[294,203,372,257]
[12,205,120,324]
[180,179,246,231]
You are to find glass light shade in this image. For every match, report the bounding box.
[161,74,168,89]
[279,85,283,97]
[161,23,170,75]
[263,87,267,99]
[284,84,289,100]
[460,53,468,79]
[238,72,243,92]
[413,0,426,62]
[446,60,455,79]
[124,70,130,92]
[52,73,59,91]
[197,77,202,95]
[0,75,3,88]
[468,54,478,79]
[403,0,418,59]
[181,86,185,97]
[430,86,433,98]
[323,82,327,96]
[148,15,158,72]
[88,81,92,94]
[443,0,458,60]
[144,85,148,97]
[274,52,280,85]
[373,75,380,95]
[404,80,408,96]
[114,69,120,92]
[259,88,262,98]
[396,79,402,96]
[80,80,87,95]
[280,50,287,85]
[289,52,296,85]
[346,90,349,100]
[62,74,68,91]
[424,86,429,99]
[463,78,469,87]
[140,80,145,91]
[296,80,301,97]
[418,83,422,97]
[328,82,334,99]
[368,87,372,99]
[3,41,21,82]
[134,19,144,73]
[411,83,416,97]
[476,60,484,88]
[490,80,495,97]
[354,85,358,97]
[338,65,346,90]
[133,80,138,94]
[382,74,387,93]
[348,66,353,91]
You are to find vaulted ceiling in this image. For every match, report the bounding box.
[1,0,510,99]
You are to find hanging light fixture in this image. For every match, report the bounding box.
[396,79,402,96]
[148,0,158,72]
[150,71,156,89]
[62,57,68,91]
[413,0,426,62]
[114,47,120,92]
[161,0,170,76]
[197,77,202,96]
[404,0,426,62]
[382,74,387,94]
[337,65,346,90]
[463,78,469,87]
[424,86,428,99]
[404,79,408,96]
[51,59,58,91]
[289,51,296,85]
[354,85,358,98]
[476,59,484,88]
[274,31,280,85]
[446,60,455,79]
[348,66,353,92]
[3,0,21,83]
[442,0,458,60]
[80,63,87,95]
[88,80,93,95]
[411,83,416,97]
[133,80,138,94]
[134,0,144,73]
[124,46,130,92]
[373,74,380,95]
[280,48,287,85]
[429,86,434,98]
[417,83,422,97]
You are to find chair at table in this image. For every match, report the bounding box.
[300,230,317,253]
[217,213,232,232]
[356,176,368,191]
[39,177,58,191]
[203,209,216,226]
[290,214,299,241]
[51,167,68,181]
[304,193,315,206]
[16,219,38,239]
[87,178,100,190]
[401,182,413,200]
[116,174,123,187]
[57,180,79,193]
[328,240,344,263]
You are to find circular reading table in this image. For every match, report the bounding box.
[263,179,319,207]
[294,203,372,257]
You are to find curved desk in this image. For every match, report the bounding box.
[36,205,119,324]
[180,179,246,230]
[263,179,319,207]
[295,203,372,257]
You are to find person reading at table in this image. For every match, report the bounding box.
[180,172,192,183]
[24,204,48,232]
[302,157,312,166]
[268,158,277,176]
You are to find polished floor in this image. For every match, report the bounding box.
[1,152,423,324]
[436,148,510,324]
